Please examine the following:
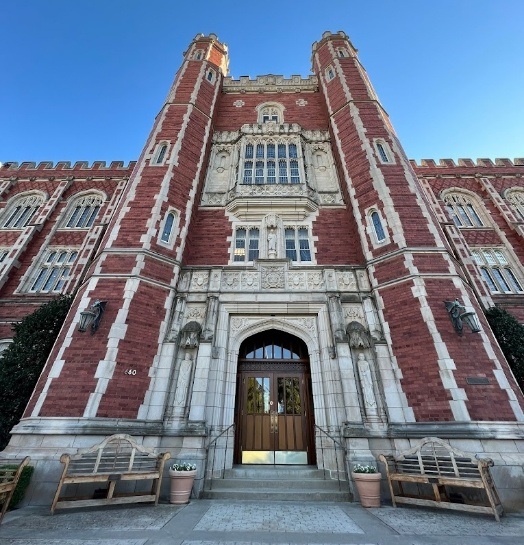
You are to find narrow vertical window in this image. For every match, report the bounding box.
[243,161,253,184]
[234,229,246,262]
[248,229,260,261]
[285,228,297,261]
[161,212,175,243]
[298,228,311,261]
[154,144,168,165]
[377,142,389,163]
[371,211,386,242]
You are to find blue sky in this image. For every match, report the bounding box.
[1,0,523,164]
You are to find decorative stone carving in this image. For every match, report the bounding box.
[328,294,347,342]
[296,98,308,106]
[222,272,241,290]
[185,306,205,321]
[167,296,186,342]
[202,296,219,342]
[344,306,364,323]
[201,192,227,206]
[241,272,259,290]
[357,270,370,290]
[209,270,221,291]
[230,317,258,331]
[178,272,190,291]
[261,266,285,289]
[347,321,372,349]
[179,321,202,349]
[223,75,318,94]
[286,317,316,333]
[190,271,209,291]
[338,271,357,291]
[288,272,306,290]
[307,271,324,290]
[233,100,245,107]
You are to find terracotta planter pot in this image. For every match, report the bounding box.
[352,472,381,507]
[168,468,196,504]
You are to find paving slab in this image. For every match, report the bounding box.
[0,500,523,545]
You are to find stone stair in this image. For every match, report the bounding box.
[202,465,351,502]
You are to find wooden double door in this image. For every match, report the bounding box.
[235,331,315,465]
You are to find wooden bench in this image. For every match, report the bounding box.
[378,437,503,521]
[0,456,31,524]
[51,434,170,514]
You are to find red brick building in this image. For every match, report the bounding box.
[1,31,523,508]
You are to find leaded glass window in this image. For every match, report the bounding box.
[242,141,301,185]
[472,248,523,293]
[29,249,78,293]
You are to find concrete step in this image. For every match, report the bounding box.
[203,465,351,502]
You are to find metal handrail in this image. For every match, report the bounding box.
[314,424,348,491]
[204,423,235,490]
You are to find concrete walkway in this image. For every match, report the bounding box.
[1,500,523,545]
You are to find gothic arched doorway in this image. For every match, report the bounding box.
[235,329,315,465]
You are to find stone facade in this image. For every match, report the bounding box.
[1,31,523,510]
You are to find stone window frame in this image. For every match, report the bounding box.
[442,189,486,228]
[151,141,170,166]
[471,247,523,294]
[256,102,285,124]
[193,49,204,61]
[336,47,349,58]
[24,247,79,294]
[206,68,216,85]
[365,206,390,247]
[0,338,13,357]
[373,138,395,165]
[505,188,524,221]
[0,191,46,229]
[158,208,179,248]
[240,137,303,186]
[59,191,105,229]
[325,65,335,82]
[284,225,312,263]
[233,226,260,263]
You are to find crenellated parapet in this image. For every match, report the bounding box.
[223,74,318,94]
[0,160,136,173]
[411,157,524,170]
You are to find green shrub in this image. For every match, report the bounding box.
[485,306,524,390]
[0,465,34,510]
[0,295,73,449]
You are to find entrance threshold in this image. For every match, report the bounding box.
[242,450,308,464]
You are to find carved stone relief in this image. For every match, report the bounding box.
[357,270,370,290]
[307,271,324,290]
[343,305,365,324]
[241,272,259,290]
[337,271,357,291]
[190,271,209,291]
[288,272,306,290]
[185,306,206,322]
[261,266,285,289]
[222,272,241,290]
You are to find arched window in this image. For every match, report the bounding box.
[153,143,168,165]
[443,193,484,227]
[373,139,393,164]
[206,69,216,83]
[160,211,177,244]
[29,249,78,293]
[370,211,386,242]
[472,248,523,294]
[256,102,284,124]
[336,48,349,58]
[1,192,44,229]
[194,49,204,60]
[506,189,524,221]
[63,194,102,228]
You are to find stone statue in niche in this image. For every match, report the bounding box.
[174,353,193,406]
[268,229,277,257]
[179,321,202,349]
[357,352,378,416]
[347,321,372,349]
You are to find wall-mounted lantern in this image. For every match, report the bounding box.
[444,299,481,336]
[78,300,107,334]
